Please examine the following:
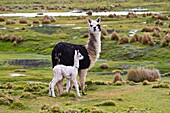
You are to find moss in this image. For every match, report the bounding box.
[60,92,76,97]
[95,100,116,106]
[0,95,14,106]
[115,81,122,86]
[9,101,28,110]
[94,81,107,85]
[143,80,150,85]
[152,84,169,88]
[20,92,36,99]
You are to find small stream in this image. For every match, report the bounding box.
[0,11,160,17]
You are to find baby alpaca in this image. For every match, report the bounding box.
[49,50,84,97]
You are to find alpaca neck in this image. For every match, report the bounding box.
[86,31,101,68]
[73,58,79,69]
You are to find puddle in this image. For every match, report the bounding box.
[0,11,160,17]
[72,27,88,30]
[125,7,149,12]
[0,27,7,30]
[129,29,139,37]
[9,73,27,77]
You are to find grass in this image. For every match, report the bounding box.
[0,0,170,112]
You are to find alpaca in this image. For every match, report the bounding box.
[49,50,84,97]
[51,17,101,95]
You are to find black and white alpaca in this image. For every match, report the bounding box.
[51,17,101,95]
[49,50,84,97]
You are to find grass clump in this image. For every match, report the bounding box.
[95,100,116,106]
[60,92,76,97]
[20,92,37,99]
[143,80,150,85]
[115,81,122,86]
[94,81,107,85]
[9,101,28,110]
[0,95,14,106]
[152,83,169,88]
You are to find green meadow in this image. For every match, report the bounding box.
[0,0,170,112]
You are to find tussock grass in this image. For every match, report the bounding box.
[95,100,116,106]
[127,67,161,82]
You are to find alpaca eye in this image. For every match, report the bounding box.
[90,25,93,27]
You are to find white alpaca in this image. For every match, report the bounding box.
[49,50,84,97]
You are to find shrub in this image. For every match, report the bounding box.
[141,27,153,32]
[33,20,40,24]
[157,15,168,20]
[130,34,140,43]
[0,16,5,21]
[110,32,119,41]
[101,34,105,40]
[42,18,51,24]
[100,63,109,69]
[95,100,116,106]
[82,33,89,38]
[118,36,129,44]
[155,19,164,25]
[19,18,28,24]
[152,29,161,37]
[164,33,170,43]
[113,72,123,84]
[6,19,15,25]
[161,39,168,47]
[127,68,161,82]
[101,28,108,36]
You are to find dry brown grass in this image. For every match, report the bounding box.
[155,19,164,26]
[118,36,129,44]
[164,33,170,43]
[141,27,153,32]
[33,20,40,24]
[152,29,161,37]
[157,15,168,20]
[0,16,6,21]
[129,34,140,43]
[6,19,15,25]
[101,28,108,36]
[42,18,51,24]
[100,63,109,69]
[19,18,28,24]
[110,32,119,41]
[127,68,161,82]
[113,72,123,84]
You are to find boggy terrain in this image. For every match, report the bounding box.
[0,0,170,113]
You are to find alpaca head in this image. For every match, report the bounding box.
[88,17,101,33]
[74,50,84,61]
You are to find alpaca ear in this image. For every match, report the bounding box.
[96,17,101,23]
[88,18,92,24]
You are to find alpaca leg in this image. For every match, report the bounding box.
[49,77,59,97]
[66,80,71,93]
[56,80,64,95]
[78,69,87,95]
[72,77,81,97]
